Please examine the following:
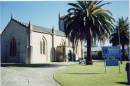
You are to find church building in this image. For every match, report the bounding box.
[1,16,82,64]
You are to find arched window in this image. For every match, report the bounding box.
[10,37,16,56]
[40,38,46,54]
[42,40,45,54]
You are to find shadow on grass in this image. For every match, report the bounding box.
[65,72,105,75]
[1,63,67,68]
[116,82,128,85]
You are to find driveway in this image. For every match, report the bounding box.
[1,62,74,86]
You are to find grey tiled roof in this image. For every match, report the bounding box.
[32,25,65,36]
[32,25,52,34]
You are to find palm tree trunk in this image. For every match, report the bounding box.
[72,41,75,61]
[86,38,93,65]
[121,44,125,64]
[86,28,93,65]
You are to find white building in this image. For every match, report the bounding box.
[1,17,82,64]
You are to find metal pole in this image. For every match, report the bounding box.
[119,60,121,73]
[101,42,107,73]
[104,59,107,73]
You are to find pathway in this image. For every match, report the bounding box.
[1,62,74,86]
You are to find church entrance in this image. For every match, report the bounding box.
[55,46,66,62]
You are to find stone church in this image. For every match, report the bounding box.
[1,16,82,64]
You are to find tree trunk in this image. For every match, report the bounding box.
[86,38,93,65]
[121,44,125,64]
[84,17,93,65]
[86,28,93,65]
[72,41,75,61]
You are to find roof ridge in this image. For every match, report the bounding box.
[11,18,29,28]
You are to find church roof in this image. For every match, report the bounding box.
[32,25,52,34]
[32,25,65,36]
[11,18,65,37]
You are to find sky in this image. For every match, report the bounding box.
[0,0,129,33]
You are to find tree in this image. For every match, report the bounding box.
[63,1,114,64]
[110,17,129,61]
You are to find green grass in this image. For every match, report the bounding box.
[54,61,127,86]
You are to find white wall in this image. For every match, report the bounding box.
[30,31,53,63]
[30,28,82,63]
[53,35,66,47]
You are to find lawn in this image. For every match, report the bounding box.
[54,61,127,86]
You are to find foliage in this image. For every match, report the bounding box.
[63,1,114,64]
[84,51,103,60]
[110,17,129,61]
[110,17,129,46]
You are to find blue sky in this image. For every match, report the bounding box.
[0,1,129,32]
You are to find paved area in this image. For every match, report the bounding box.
[1,62,75,86]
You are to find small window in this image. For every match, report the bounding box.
[40,41,42,54]
[42,40,45,54]
[40,39,45,54]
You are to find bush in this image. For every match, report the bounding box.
[84,51,103,60]
[92,51,103,60]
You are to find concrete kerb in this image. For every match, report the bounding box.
[52,65,72,86]
[52,63,74,86]
[53,74,63,86]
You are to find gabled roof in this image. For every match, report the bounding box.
[4,18,65,37]
[1,18,29,35]
[11,18,29,28]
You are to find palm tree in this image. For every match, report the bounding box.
[63,1,114,64]
[110,17,129,61]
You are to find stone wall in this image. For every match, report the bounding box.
[1,20,29,63]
